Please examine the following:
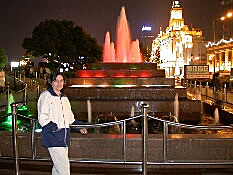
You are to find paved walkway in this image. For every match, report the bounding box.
[0,160,233,175]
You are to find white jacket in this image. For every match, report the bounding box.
[38,89,75,129]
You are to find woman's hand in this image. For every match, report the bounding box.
[80,128,88,135]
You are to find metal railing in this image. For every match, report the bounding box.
[0,74,45,107]
[0,83,42,107]
[1,102,233,175]
[9,102,37,175]
[185,80,233,108]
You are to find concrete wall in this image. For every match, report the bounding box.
[1,132,233,163]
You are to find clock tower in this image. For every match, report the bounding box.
[151,0,204,78]
[169,0,184,30]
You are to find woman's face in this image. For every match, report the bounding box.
[52,75,64,92]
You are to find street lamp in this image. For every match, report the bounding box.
[227,12,233,18]
[212,12,233,73]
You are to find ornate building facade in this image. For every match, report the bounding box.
[206,0,233,73]
[150,0,206,77]
[206,39,233,73]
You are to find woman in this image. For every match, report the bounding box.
[38,72,87,175]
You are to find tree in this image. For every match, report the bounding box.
[0,48,8,70]
[22,19,102,70]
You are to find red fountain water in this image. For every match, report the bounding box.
[103,32,115,62]
[103,7,143,63]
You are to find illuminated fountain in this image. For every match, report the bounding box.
[1,93,16,129]
[64,7,202,124]
[72,6,165,84]
[72,7,166,85]
[0,92,35,131]
[103,7,142,63]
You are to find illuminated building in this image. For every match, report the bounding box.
[150,0,206,77]
[141,25,155,51]
[206,39,233,72]
[206,1,233,73]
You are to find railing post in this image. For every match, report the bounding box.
[213,86,216,100]
[24,84,27,103]
[87,99,92,124]
[7,85,10,105]
[223,84,227,109]
[224,84,227,102]
[199,82,202,96]
[141,104,149,175]
[206,82,208,101]
[121,120,127,163]
[11,103,19,175]
[19,73,21,80]
[194,80,197,99]
[163,121,168,163]
[31,120,36,159]
[37,84,40,99]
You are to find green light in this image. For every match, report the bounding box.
[2,115,21,128]
[114,85,136,88]
[1,92,36,131]
[2,116,13,127]
[90,66,98,70]
[17,105,28,111]
[7,106,12,114]
[130,66,137,70]
[1,104,33,130]
[7,93,15,114]
[113,79,124,85]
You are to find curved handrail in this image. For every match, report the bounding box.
[17,114,37,121]
[70,115,141,128]
[71,113,233,130]
[148,115,233,130]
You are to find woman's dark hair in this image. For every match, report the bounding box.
[47,72,65,89]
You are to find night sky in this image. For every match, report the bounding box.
[0,0,221,61]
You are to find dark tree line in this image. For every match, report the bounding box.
[22,19,102,70]
[0,48,8,70]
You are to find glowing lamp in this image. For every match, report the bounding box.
[220,16,225,21]
[227,12,233,18]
